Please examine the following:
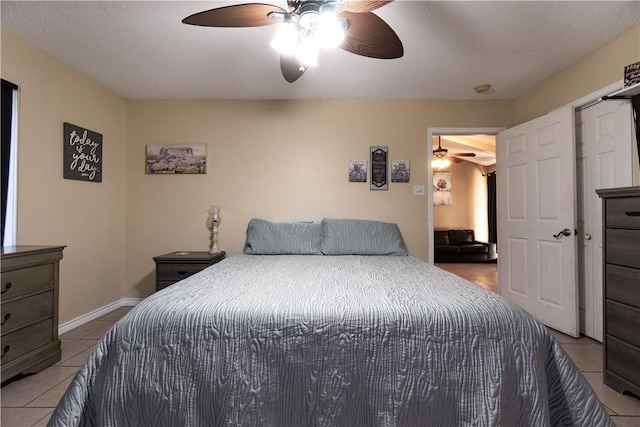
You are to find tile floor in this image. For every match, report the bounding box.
[1,265,639,426]
[437,262,640,427]
[1,306,134,427]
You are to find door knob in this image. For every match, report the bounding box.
[584,234,592,240]
[553,228,572,239]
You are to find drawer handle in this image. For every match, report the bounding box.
[1,345,10,359]
[0,313,10,325]
[625,211,640,216]
[177,271,189,275]
[1,282,12,294]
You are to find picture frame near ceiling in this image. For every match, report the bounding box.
[370,146,388,191]
[433,171,452,206]
[145,144,207,174]
[391,160,410,183]
[348,160,367,182]
[63,122,102,183]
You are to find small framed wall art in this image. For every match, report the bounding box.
[63,122,102,182]
[370,146,388,190]
[348,160,367,182]
[433,171,452,206]
[145,144,207,174]
[391,160,410,183]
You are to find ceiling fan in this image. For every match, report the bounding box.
[182,0,403,83]
[433,136,476,169]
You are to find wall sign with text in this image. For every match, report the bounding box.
[63,122,102,182]
[370,146,388,191]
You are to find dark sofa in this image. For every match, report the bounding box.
[434,229,497,263]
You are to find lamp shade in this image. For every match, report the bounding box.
[316,9,344,48]
[296,35,319,67]
[270,21,298,55]
[432,157,451,170]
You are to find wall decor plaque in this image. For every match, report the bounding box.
[145,144,207,174]
[63,122,102,182]
[370,146,388,190]
[391,160,410,183]
[348,160,367,182]
[433,171,452,206]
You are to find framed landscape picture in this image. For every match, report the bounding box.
[146,144,206,174]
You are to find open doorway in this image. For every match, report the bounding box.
[427,128,503,292]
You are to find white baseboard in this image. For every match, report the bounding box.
[58,298,143,335]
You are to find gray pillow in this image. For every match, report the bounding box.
[244,219,322,255]
[320,218,408,256]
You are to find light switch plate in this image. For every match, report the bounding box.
[413,185,425,196]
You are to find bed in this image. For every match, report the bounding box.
[49,218,612,426]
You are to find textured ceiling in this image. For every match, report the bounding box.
[2,1,639,100]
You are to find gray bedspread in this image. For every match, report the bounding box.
[49,255,612,426]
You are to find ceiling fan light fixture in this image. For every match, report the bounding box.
[432,157,451,170]
[316,6,345,48]
[296,35,319,67]
[270,20,298,55]
[183,0,402,83]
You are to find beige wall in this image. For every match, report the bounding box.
[1,31,128,323]
[433,161,489,241]
[515,26,640,124]
[125,100,513,298]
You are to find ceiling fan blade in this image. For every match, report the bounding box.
[451,157,464,163]
[454,153,477,157]
[183,3,286,27]
[340,0,394,13]
[339,12,403,59]
[280,55,306,83]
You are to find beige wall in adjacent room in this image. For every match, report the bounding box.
[124,99,513,298]
[433,160,489,241]
[514,26,640,124]
[1,31,128,324]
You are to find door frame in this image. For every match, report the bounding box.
[426,127,505,263]
[427,80,627,264]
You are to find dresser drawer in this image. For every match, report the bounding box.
[605,229,640,269]
[156,262,208,282]
[606,300,640,348]
[1,264,54,300]
[1,291,54,335]
[606,336,640,387]
[606,264,640,309]
[1,318,54,365]
[605,196,640,229]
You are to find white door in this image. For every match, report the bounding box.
[575,99,633,341]
[497,107,579,337]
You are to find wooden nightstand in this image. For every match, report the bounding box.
[153,251,226,291]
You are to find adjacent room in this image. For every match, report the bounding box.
[2,1,640,426]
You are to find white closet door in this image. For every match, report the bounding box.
[576,99,633,342]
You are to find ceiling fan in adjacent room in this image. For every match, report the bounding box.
[182,0,403,83]
[432,136,476,169]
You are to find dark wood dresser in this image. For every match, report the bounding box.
[1,245,65,382]
[153,251,226,291]
[597,186,640,397]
